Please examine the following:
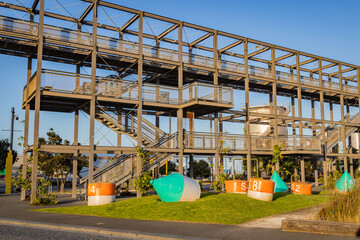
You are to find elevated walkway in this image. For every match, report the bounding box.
[0,15,358,102]
[22,69,233,116]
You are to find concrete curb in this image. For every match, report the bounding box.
[0,218,207,240]
[282,218,360,236]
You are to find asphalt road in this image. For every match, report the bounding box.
[1,194,358,240]
[0,224,135,240]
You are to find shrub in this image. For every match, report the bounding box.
[133,172,152,196]
[211,174,228,192]
[13,168,57,205]
[317,184,360,223]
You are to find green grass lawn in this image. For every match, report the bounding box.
[33,192,328,225]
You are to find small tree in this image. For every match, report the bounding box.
[219,139,230,174]
[187,160,210,179]
[38,129,73,193]
[211,173,227,192]
[13,156,57,205]
[272,144,284,172]
[133,147,152,196]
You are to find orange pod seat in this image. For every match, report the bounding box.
[247,178,275,201]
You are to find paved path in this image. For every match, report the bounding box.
[0,223,135,240]
[0,193,356,240]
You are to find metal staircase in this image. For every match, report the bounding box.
[81,105,169,147]
[80,104,177,187]
[326,113,360,152]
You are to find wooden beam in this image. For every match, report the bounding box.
[79,3,93,23]
[330,67,355,78]
[81,0,139,15]
[120,14,139,32]
[275,52,294,62]
[313,63,337,73]
[219,40,243,53]
[248,46,270,58]
[31,0,39,12]
[157,23,178,41]
[292,57,317,68]
[190,32,213,47]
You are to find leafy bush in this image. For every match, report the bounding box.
[133,172,152,196]
[32,179,57,205]
[13,166,57,205]
[211,174,228,192]
[319,171,341,189]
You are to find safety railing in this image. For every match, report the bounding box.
[182,82,233,105]
[97,35,138,54]
[183,52,214,68]
[43,25,91,45]
[218,60,246,74]
[184,132,215,149]
[4,16,358,96]
[184,132,245,151]
[278,135,321,151]
[35,69,234,107]
[323,81,340,91]
[0,15,38,35]
[275,71,297,84]
[220,134,247,151]
[344,84,358,94]
[300,76,320,87]
[250,135,274,151]
[249,65,272,78]
[142,84,179,105]
[22,71,37,104]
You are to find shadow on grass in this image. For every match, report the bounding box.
[273,192,290,200]
[200,192,218,198]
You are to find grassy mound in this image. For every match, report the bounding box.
[34,192,326,225]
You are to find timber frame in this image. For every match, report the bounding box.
[0,0,359,202]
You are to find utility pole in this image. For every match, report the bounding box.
[10,107,15,150]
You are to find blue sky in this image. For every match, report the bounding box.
[0,0,360,154]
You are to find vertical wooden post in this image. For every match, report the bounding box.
[244,39,251,180]
[319,58,327,187]
[213,30,220,179]
[136,11,144,197]
[30,0,44,204]
[271,47,279,171]
[21,56,31,201]
[88,0,98,184]
[296,53,303,136]
[72,109,79,198]
[177,21,184,175]
[339,64,348,172]
[301,157,305,182]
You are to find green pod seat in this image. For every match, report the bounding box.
[270,171,288,193]
[335,171,355,193]
[150,173,201,202]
